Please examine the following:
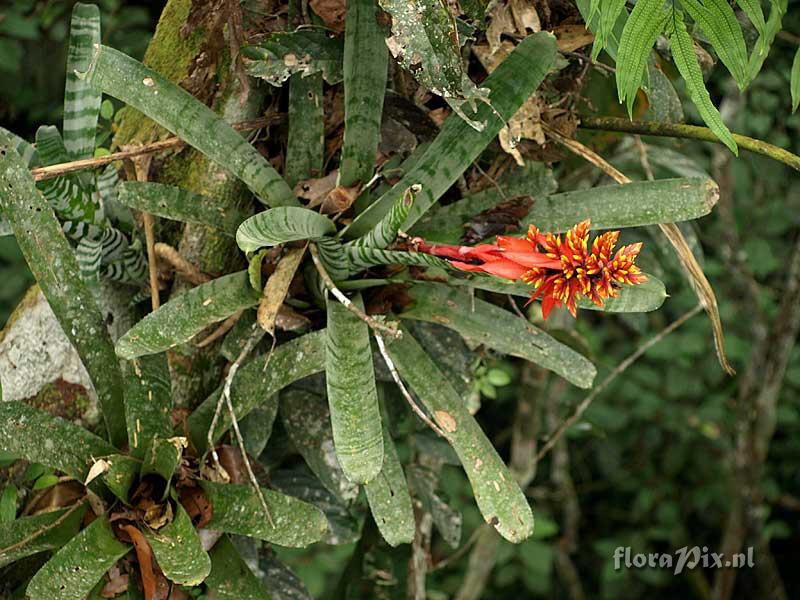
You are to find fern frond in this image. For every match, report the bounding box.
[736,0,767,36]
[616,0,669,117]
[592,0,627,60]
[681,0,749,89]
[667,9,738,155]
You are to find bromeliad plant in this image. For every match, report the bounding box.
[0,1,729,597]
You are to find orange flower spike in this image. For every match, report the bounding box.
[413,219,647,320]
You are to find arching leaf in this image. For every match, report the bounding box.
[116,271,260,359]
[343,32,557,238]
[0,402,117,482]
[206,535,271,600]
[79,45,297,207]
[189,330,327,451]
[26,516,130,600]
[0,504,87,569]
[144,503,210,585]
[385,329,534,543]
[400,283,597,388]
[237,207,336,253]
[117,182,249,236]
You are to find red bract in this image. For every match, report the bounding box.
[414,219,647,319]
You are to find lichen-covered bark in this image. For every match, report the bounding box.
[113,0,269,407]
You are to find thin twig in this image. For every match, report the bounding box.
[155,242,211,286]
[374,334,447,438]
[579,116,800,172]
[131,156,160,311]
[196,309,244,348]
[0,499,87,558]
[536,304,702,461]
[206,324,274,528]
[309,243,402,339]
[29,116,284,181]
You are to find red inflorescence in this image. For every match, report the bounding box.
[414,219,648,319]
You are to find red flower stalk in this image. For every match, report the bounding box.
[414,219,647,319]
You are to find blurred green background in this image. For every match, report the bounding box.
[1,2,799,598]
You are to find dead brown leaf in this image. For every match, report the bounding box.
[121,525,158,600]
[258,247,306,334]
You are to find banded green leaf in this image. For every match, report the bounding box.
[0,402,117,482]
[117,182,249,236]
[122,354,173,460]
[352,185,416,249]
[80,45,297,207]
[385,330,534,543]
[667,10,738,154]
[206,535,271,600]
[0,504,87,568]
[616,0,668,117]
[342,32,557,239]
[189,330,327,451]
[116,271,260,359]
[237,207,336,253]
[326,293,384,484]
[400,283,597,388]
[339,0,389,187]
[64,3,102,159]
[0,136,126,446]
[345,246,451,272]
[26,516,130,600]
[144,503,211,585]
[201,481,328,547]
